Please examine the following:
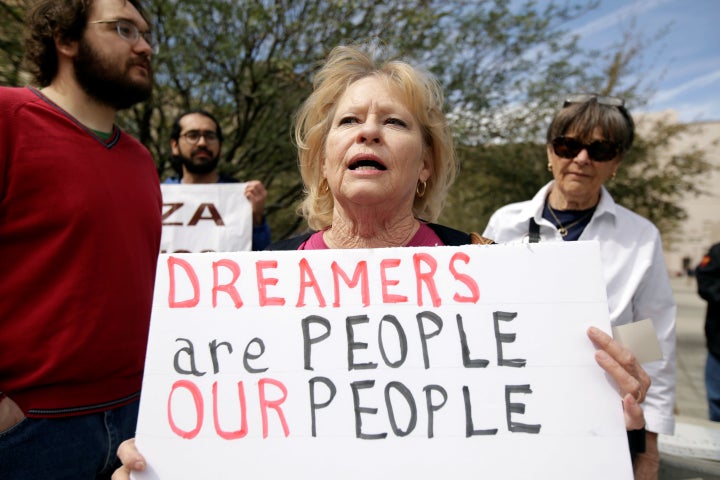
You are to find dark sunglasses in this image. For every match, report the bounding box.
[551,136,619,162]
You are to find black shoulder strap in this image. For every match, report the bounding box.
[528,218,540,243]
[427,223,471,246]
[265,231,314,250]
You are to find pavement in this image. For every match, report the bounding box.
[658,276,720,480]
[672,276,710,420]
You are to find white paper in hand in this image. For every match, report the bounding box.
[612,319,662,364]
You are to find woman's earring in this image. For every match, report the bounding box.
[319,178,329,193]
[547,161,552,172]
[416,180,427,198]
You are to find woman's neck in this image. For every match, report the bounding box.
[548,186,600,210]
[324,213,420,249]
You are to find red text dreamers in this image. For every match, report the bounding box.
[165,250,481,310]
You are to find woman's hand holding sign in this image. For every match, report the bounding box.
[587,326,649,430]
[112,439,144,480]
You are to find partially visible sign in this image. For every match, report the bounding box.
[161,184,252,253]
[134,241,632,479]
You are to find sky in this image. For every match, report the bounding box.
[558,0,720,123]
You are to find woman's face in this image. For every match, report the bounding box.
[547,128,620,205]
[323,76,431,215]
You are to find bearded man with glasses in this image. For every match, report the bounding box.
[0,0,161,478]
[483,94,676,479]
[164,109,271,251]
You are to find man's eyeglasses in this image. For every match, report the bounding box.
[89,19,156,52]
[179,130,220,144]
[563,94,625,108]
[551,136,619,162]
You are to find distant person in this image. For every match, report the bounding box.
[682,255,695,284]
[696,242,720,422]
[682,256,692,275]
[0,0,161,478]
[164,109,271,250]
[483,94,676,478]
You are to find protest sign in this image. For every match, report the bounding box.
[134,241,632,479]
[160,184,253,253]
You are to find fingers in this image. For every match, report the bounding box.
[622,393,646,430]
[587,325,624,358]
[114,438,146,477]
[587,327,649,431]
[111,465,131,480]
[244,180,267,205]
[245,180,267,225]
[0,396,26,432]
[594,349,647,404]
[587,326,650,404]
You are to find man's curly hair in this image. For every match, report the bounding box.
[23,0,148,87]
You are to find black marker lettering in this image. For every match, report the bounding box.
[350,380,387,440]
[308,376,337,437]
[301,315,331,371]
[505,385,541,433]
[494,311,526,367]
[416,310,443,369]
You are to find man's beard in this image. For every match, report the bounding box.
[175,148,221,175]
[73,38,153,110]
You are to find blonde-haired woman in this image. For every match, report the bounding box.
[269,43,466,249]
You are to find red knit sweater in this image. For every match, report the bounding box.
[0,87,161,417]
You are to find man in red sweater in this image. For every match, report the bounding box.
[0,0,161,478]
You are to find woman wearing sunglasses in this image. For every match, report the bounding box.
[483,94,676,480]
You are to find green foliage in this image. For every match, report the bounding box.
[440,142,551,233]
[0,0,712,243]
[115,0,606,239]
[0,0,30,86]
[608,120,716,247]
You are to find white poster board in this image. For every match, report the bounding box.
[134,241,632,479]
[161,184,253,253]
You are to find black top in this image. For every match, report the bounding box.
[265,223,473,250]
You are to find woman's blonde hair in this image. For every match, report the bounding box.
[294,43,457,230]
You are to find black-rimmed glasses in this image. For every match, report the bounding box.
[551,136,619,162]
[179,130,220,144]
[89,19,156,52]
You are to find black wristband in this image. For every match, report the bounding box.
[627,427,646,455]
